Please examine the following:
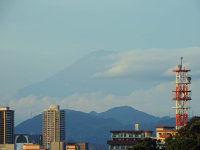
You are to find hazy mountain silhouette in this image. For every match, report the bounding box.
[17,50,157,98]
[15,109,124,145]
[90,106,160,125]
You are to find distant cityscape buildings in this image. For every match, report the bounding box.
[0,107,14,144]
[42,105,65,149]
[15,134,43,149]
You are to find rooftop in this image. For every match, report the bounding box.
[110,130,153,133]
[0,107,10,111]
[156,126,175,129]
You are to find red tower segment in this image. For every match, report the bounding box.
[172,57,192,129]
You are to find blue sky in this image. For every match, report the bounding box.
[0,0,200,123]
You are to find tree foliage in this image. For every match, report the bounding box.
[127,138,160,150]
[165,116,200,150]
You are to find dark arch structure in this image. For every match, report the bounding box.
[15,134,29,143]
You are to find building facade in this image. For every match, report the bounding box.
[66,145,80,150]
[50,142,64,150]
[156,126,177,144]
[0,144,16,150]
[66,143,88,150]
[42,105,65,149]
[23,143,45,150]
[0,107,14,144]
[107,130,153,150]
[75,143,88,150]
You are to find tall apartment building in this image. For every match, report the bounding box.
[43,105,65,149]
[0,107,14,144]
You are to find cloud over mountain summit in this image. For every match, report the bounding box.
[6,48,200,124]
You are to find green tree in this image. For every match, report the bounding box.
[165,116,200,150]
[165,135,197,150]
[127,138,160,150]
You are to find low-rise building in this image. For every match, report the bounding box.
[75,143,88,150]
[156,126,178,144]
[0,144,16,150]
[66,145,80,150]
[66,143,88,150]
[107,127,153,150]
[50,142,64,150]
[22,143,45,150]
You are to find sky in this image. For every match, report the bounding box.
[0,0,200,124]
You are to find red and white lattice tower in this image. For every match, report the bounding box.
[172,57,192,129]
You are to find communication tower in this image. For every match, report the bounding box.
[172,57,192,129]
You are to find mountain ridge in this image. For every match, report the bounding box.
[15,106,175,145]
[16,50,158,98]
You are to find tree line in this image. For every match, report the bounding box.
[128,116,200,150]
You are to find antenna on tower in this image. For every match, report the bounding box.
[181,56,183,69]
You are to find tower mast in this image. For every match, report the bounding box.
[172,57,192,129]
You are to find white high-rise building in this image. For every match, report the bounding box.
[42,105,65,149]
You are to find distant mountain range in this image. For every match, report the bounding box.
[15,106,175,149]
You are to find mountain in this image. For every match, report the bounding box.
[17,50,158,98]
[89,106,175,136]
[90,106,160,125]
[15,109,124,145]
[15,106,175,146]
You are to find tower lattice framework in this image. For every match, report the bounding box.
[172,57,192,129]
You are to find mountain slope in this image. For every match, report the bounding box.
[90,106,160,125]
[15,109,124,144]
[17,50,158,98]
[15,106,176,145]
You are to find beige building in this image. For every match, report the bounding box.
[50,142,64,150]
[75,143,88,150]
[0,144,16,150]
[66,143,88,150]
[66,145,80,150]
[0,107,14,144]
[22,143,45,150]
[43,105,65,149]
[156,126,177,144]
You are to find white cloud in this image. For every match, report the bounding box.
[93,48,200,79]
[9,79,200,125]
